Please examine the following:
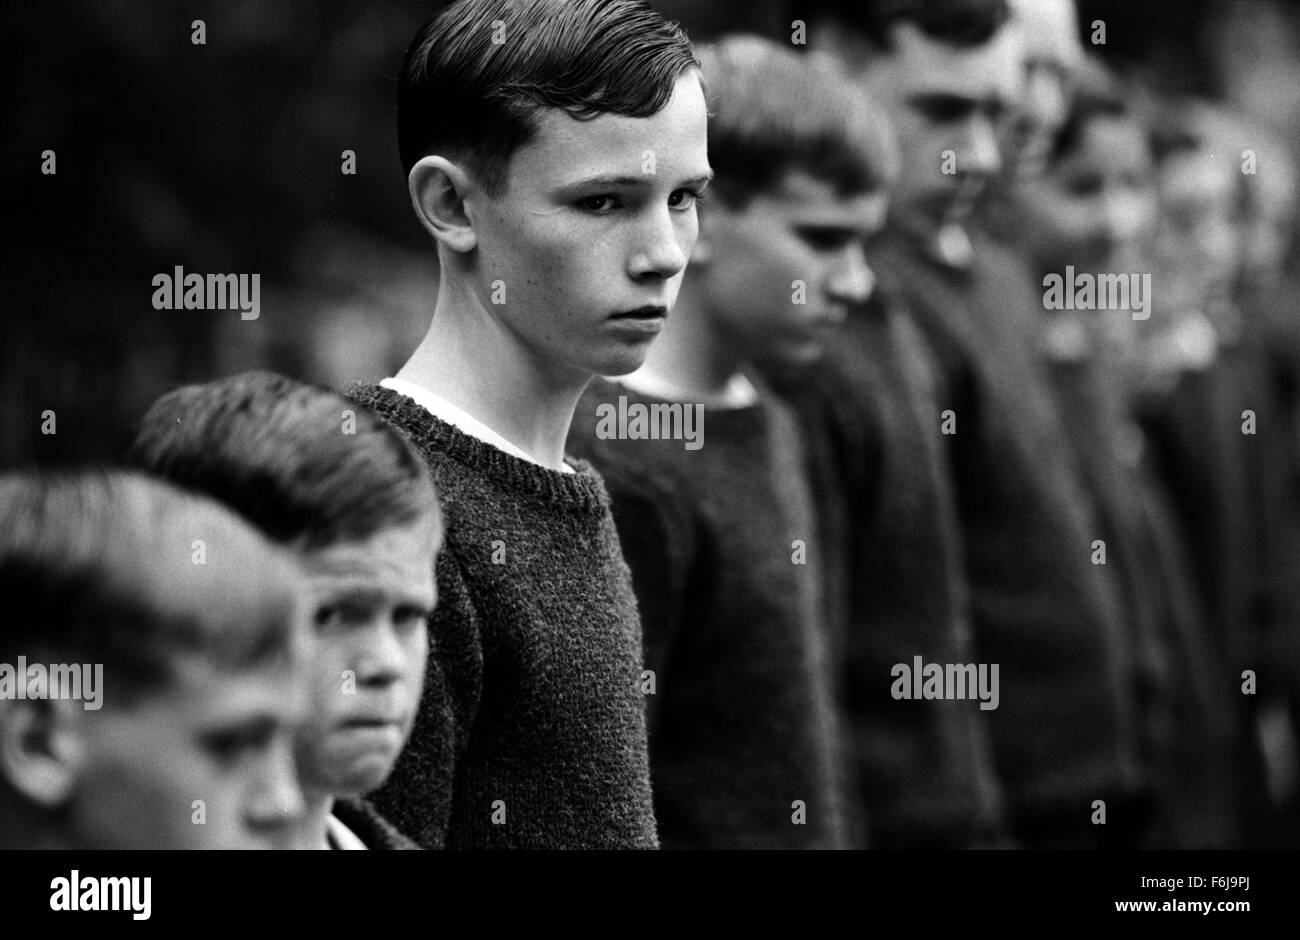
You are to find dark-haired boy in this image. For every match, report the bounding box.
[802,0,1145,846]
[346,0,710,848]
[0,470,311,849]
[128,371,440,850]
[567,36,890,848]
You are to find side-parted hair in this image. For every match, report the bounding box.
[125,372,439,553]
[0,470,303,701]
[792,0,1013,50]
[697,35,899,207]
[398,0,698,194]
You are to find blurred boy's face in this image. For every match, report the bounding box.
[67,656,309,849]
[1005,0,1082,178]
[697,170,887,369]
[297,516,439,798]
[849,23,1022,245]
[1015,115,1156,273]
[468,70,711,381]
[1152,149,1240,313]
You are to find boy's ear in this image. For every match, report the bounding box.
[408,156,480,254]
[0,698,85,810]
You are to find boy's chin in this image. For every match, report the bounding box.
[330,761,395,800]
[753,342,825,388]
[590,345,654,378]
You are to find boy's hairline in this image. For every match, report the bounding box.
[408,64,707,199]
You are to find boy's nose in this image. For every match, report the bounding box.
[827,243,876,306]
[629,208,689,281]
[245,740,307,838]
[354,622,407,687]
[1024,68,1069,138]
[959,117,1004,180]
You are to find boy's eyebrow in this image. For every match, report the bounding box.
[556,170,715,192]
[315,581,436,614]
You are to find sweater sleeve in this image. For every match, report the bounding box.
[368,547,484,849]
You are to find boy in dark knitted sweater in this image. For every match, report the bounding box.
[568,37,893,848]
[805,0,1143,845]
[812,285,1009,848]
[346,0,710,847]
[127,373,442,851]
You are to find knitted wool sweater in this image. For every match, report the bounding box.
[566,376,854,849]
[804,293,1008,848]
[347,382,658,850]
[866,233,1142,843]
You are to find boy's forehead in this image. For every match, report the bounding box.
[1011,0,1081,70]
[761,171,889,229]
[155,655,306,724]
[299,524,438,599]
[880,22,1023,107]
[511,71,710,188]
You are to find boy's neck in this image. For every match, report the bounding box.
[302,789,335,850]
[630,284,743,402]
[395,279,588,472]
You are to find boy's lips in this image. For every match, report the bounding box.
[336,707,408,730]
[610,304,668,321]
[608,305,668,334]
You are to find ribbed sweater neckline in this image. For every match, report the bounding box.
[348,381,610,516]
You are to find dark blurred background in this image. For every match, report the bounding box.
[4,0,1299,466]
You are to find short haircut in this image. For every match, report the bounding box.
[126,372,440,553]
[1049,57,1139,166]
[0,470,302,701]
[697,35,898,207]
[792,0,1013,50]
[398,0,698,194]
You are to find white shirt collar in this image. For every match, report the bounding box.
[380,377,574,473]
[325,813,368,850]
[617,369,760,409]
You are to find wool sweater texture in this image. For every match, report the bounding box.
[867,233,1142,844]
[567,376,855,848]
[347,381,658,849]
[793,293,1009,848]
